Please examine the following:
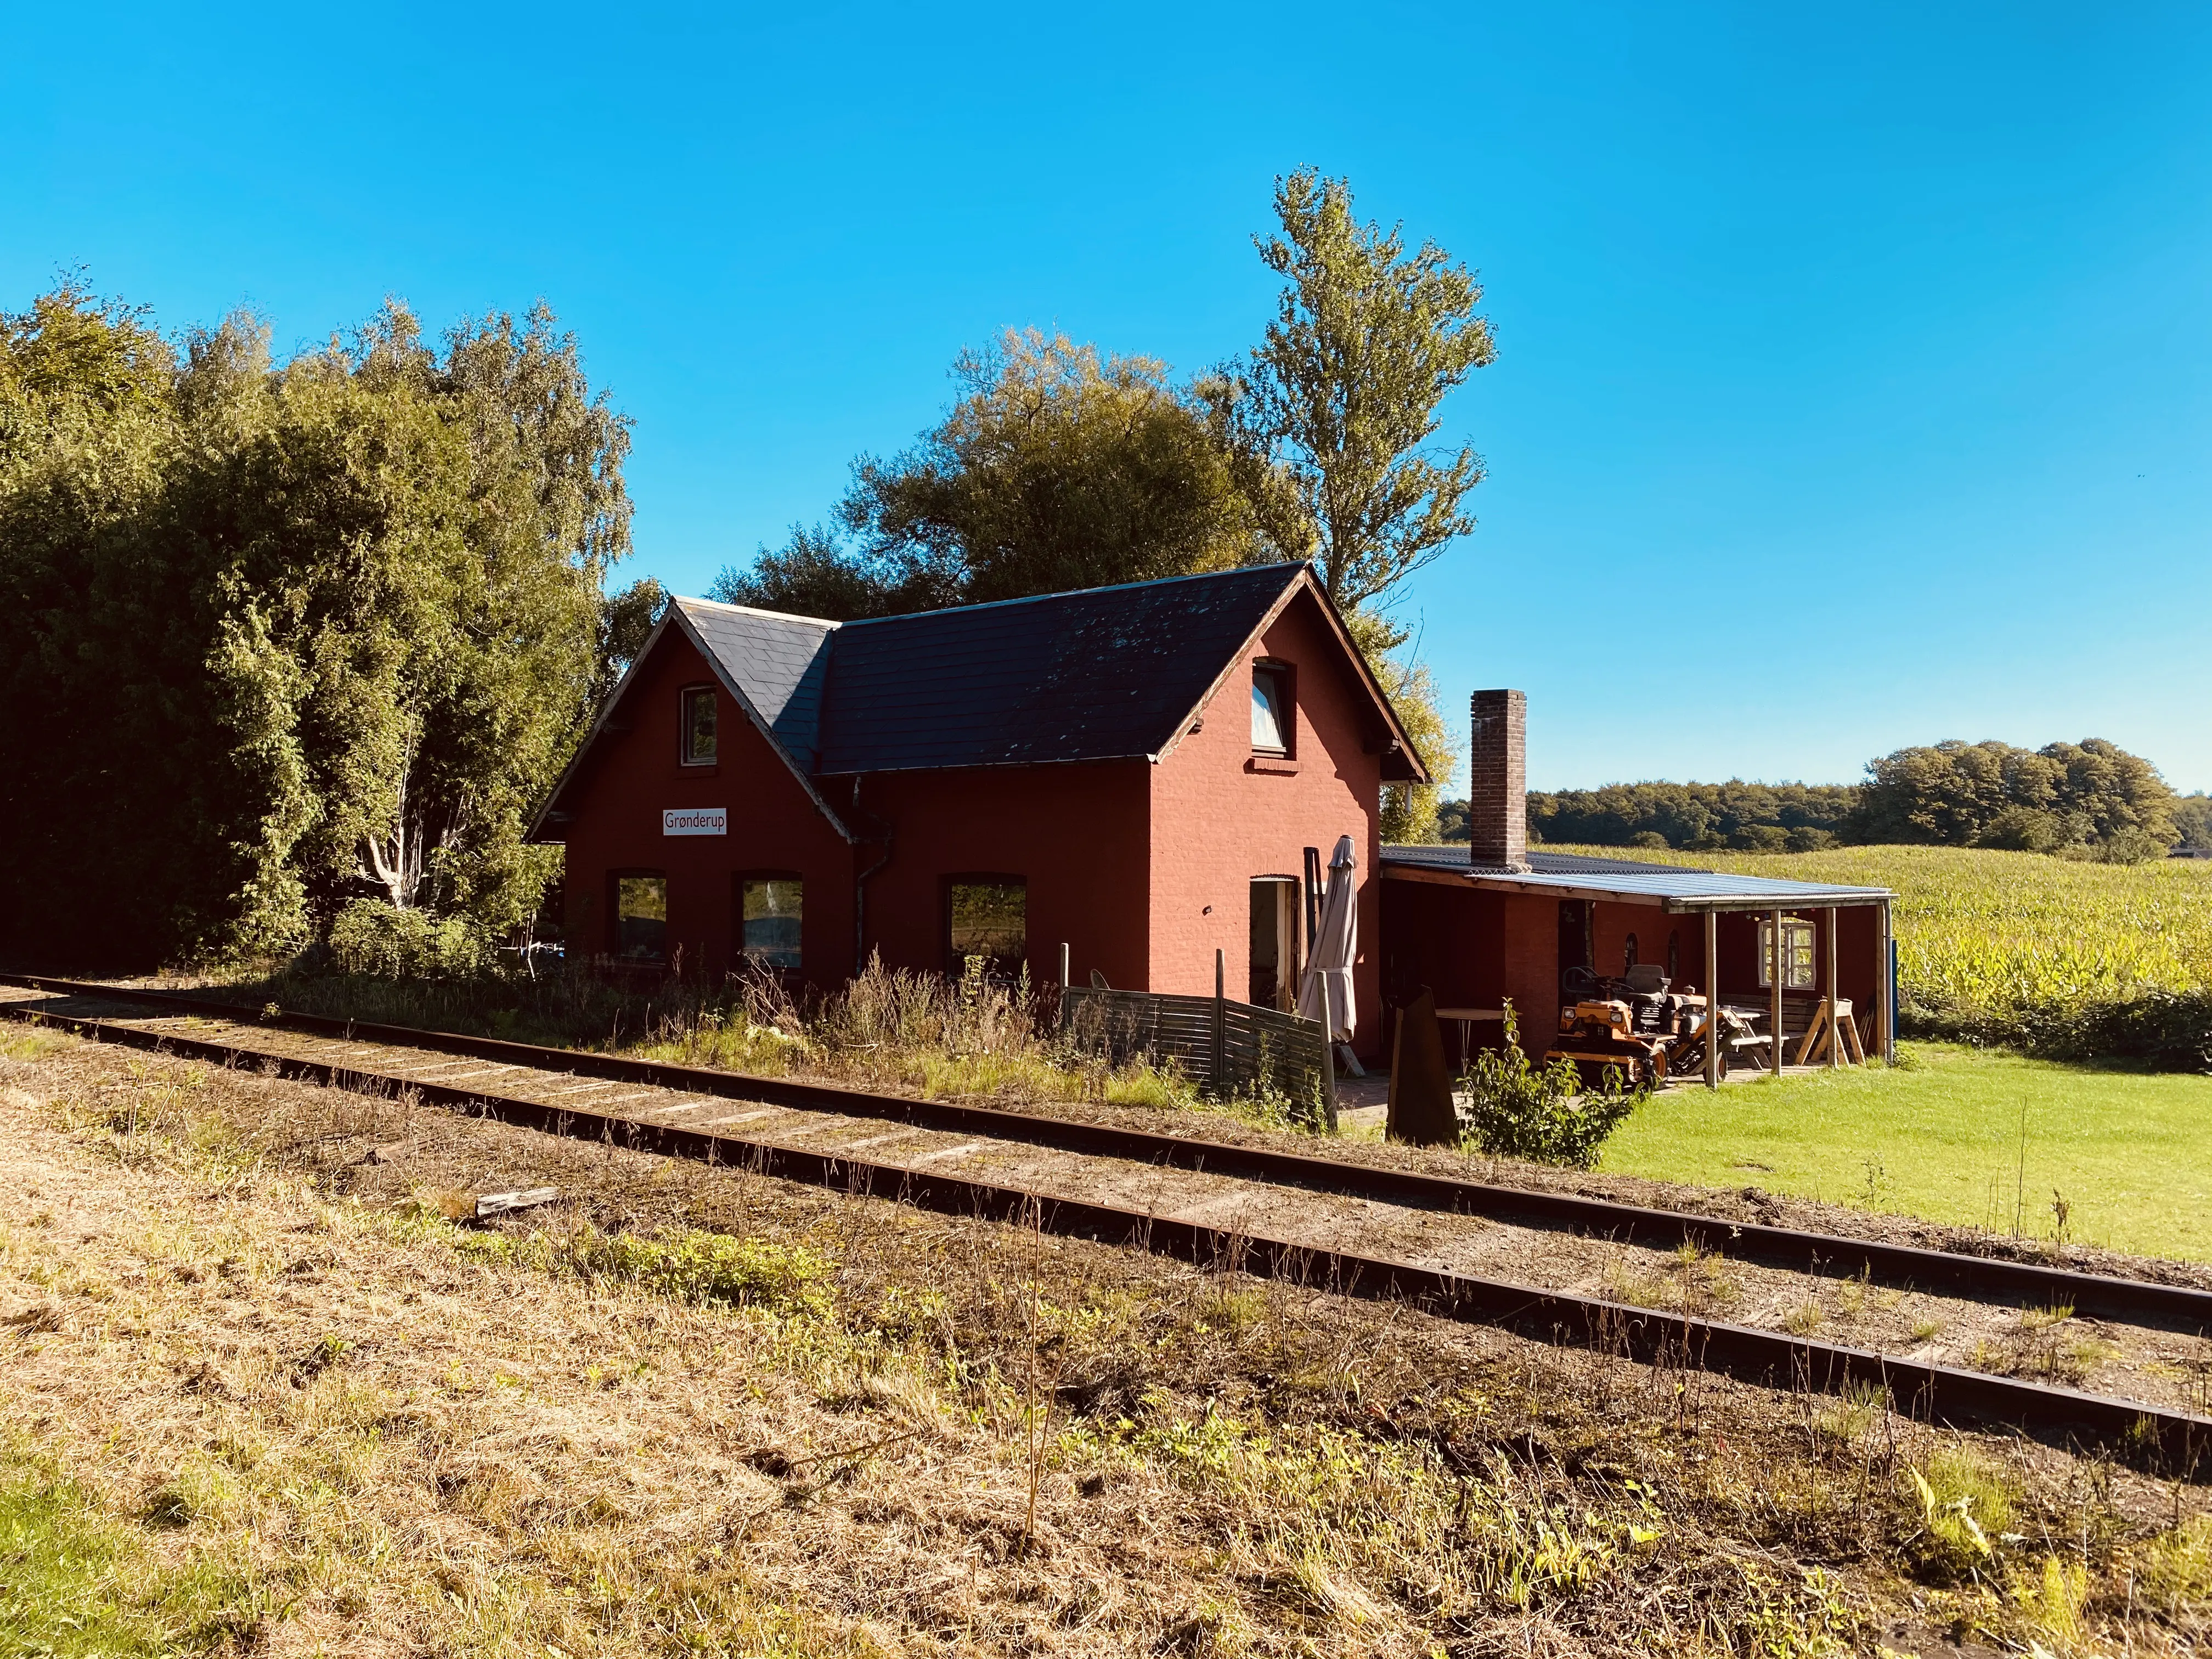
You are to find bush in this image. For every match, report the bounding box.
[1459,1003,1640,1167]
[326,899,491,980]
[1905,987,2212,1074]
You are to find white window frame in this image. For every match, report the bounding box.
[1250,662,1292,755]
[1757,917,1816,991]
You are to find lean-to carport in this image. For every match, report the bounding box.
[1379,849,1897,1087]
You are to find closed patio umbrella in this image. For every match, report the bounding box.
[1297,834,1358,1049]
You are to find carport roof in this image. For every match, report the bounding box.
[1379,845,1893,912]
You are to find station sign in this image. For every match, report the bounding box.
[662,807,727,837]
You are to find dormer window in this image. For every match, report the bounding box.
[1250,663,1291,755]
[680,686,717,765]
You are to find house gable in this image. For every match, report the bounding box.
[1149,575,1430,785]
[532,605,854,845]
[548,622,863,975]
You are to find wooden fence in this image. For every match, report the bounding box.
[1058,955,1335,1128]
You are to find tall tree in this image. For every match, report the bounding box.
[2175,794,2212,853]
[0,284,631,964]
[1851,738,2177,861]
[717,330,1300,617]
[1227,171,1495,836]
[1235,168,1495,613]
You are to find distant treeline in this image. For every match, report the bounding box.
[1436,738,2205,863]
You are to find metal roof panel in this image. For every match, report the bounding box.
[1380,845,1893,909]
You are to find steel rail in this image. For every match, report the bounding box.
[4,990,2208,1482]
[6,972,2211,1333]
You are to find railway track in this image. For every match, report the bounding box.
[4,970,2209,1480]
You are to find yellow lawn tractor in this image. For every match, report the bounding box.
[1545,964,1750,1089]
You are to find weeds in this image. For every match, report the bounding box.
[2140,1513,2212,1616]
[1812,1380,1888,1448]
[1781,1301,1824,1336]
[1904,1448,2022,1582]
[222,951,1210,1119]
[2008,1553,2090,1652]
[1601,1259,1671,1310]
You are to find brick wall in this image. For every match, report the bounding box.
[1148,589,1386,1059]
[1467,690,1529,871]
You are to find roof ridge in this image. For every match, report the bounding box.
[676,595,842,630]
[836,561,1308,630]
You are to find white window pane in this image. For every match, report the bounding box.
[1251,675,1285,751]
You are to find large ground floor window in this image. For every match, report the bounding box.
[613,873,667,963]
[737,874,803,969]
[945,877,1025,979]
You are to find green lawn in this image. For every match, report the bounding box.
[1599,1042,2212,1263]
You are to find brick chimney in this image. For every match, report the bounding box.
[1467,690,1530,871]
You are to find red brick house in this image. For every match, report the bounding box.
[529,562,1427,1061]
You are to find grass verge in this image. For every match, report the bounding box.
[1602,1040,2212,1260]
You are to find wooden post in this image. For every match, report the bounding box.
[1212,947,1226,1099]
[1769,907,1785,1077]
[1825,906,1840,1068]
[1303,846,1322,964]
[1703,907,1721,1090]
[1059,941,1070,990]
[1877,900,1895,1063]
[1320,1018,1338,1132]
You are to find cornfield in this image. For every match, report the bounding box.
[1551,844,2212,1060]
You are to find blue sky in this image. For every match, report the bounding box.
[7,3,2208,792]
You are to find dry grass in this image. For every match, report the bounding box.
[202,955,1305,1133]
[2,1026,2210,1656]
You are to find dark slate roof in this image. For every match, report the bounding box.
[1380,844,1893,910]
[675,599,838,772]
[816,564,1306,773]
[684,563,1313,777]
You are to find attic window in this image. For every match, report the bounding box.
[680,686,717,765]
[1250,663,1291,755]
